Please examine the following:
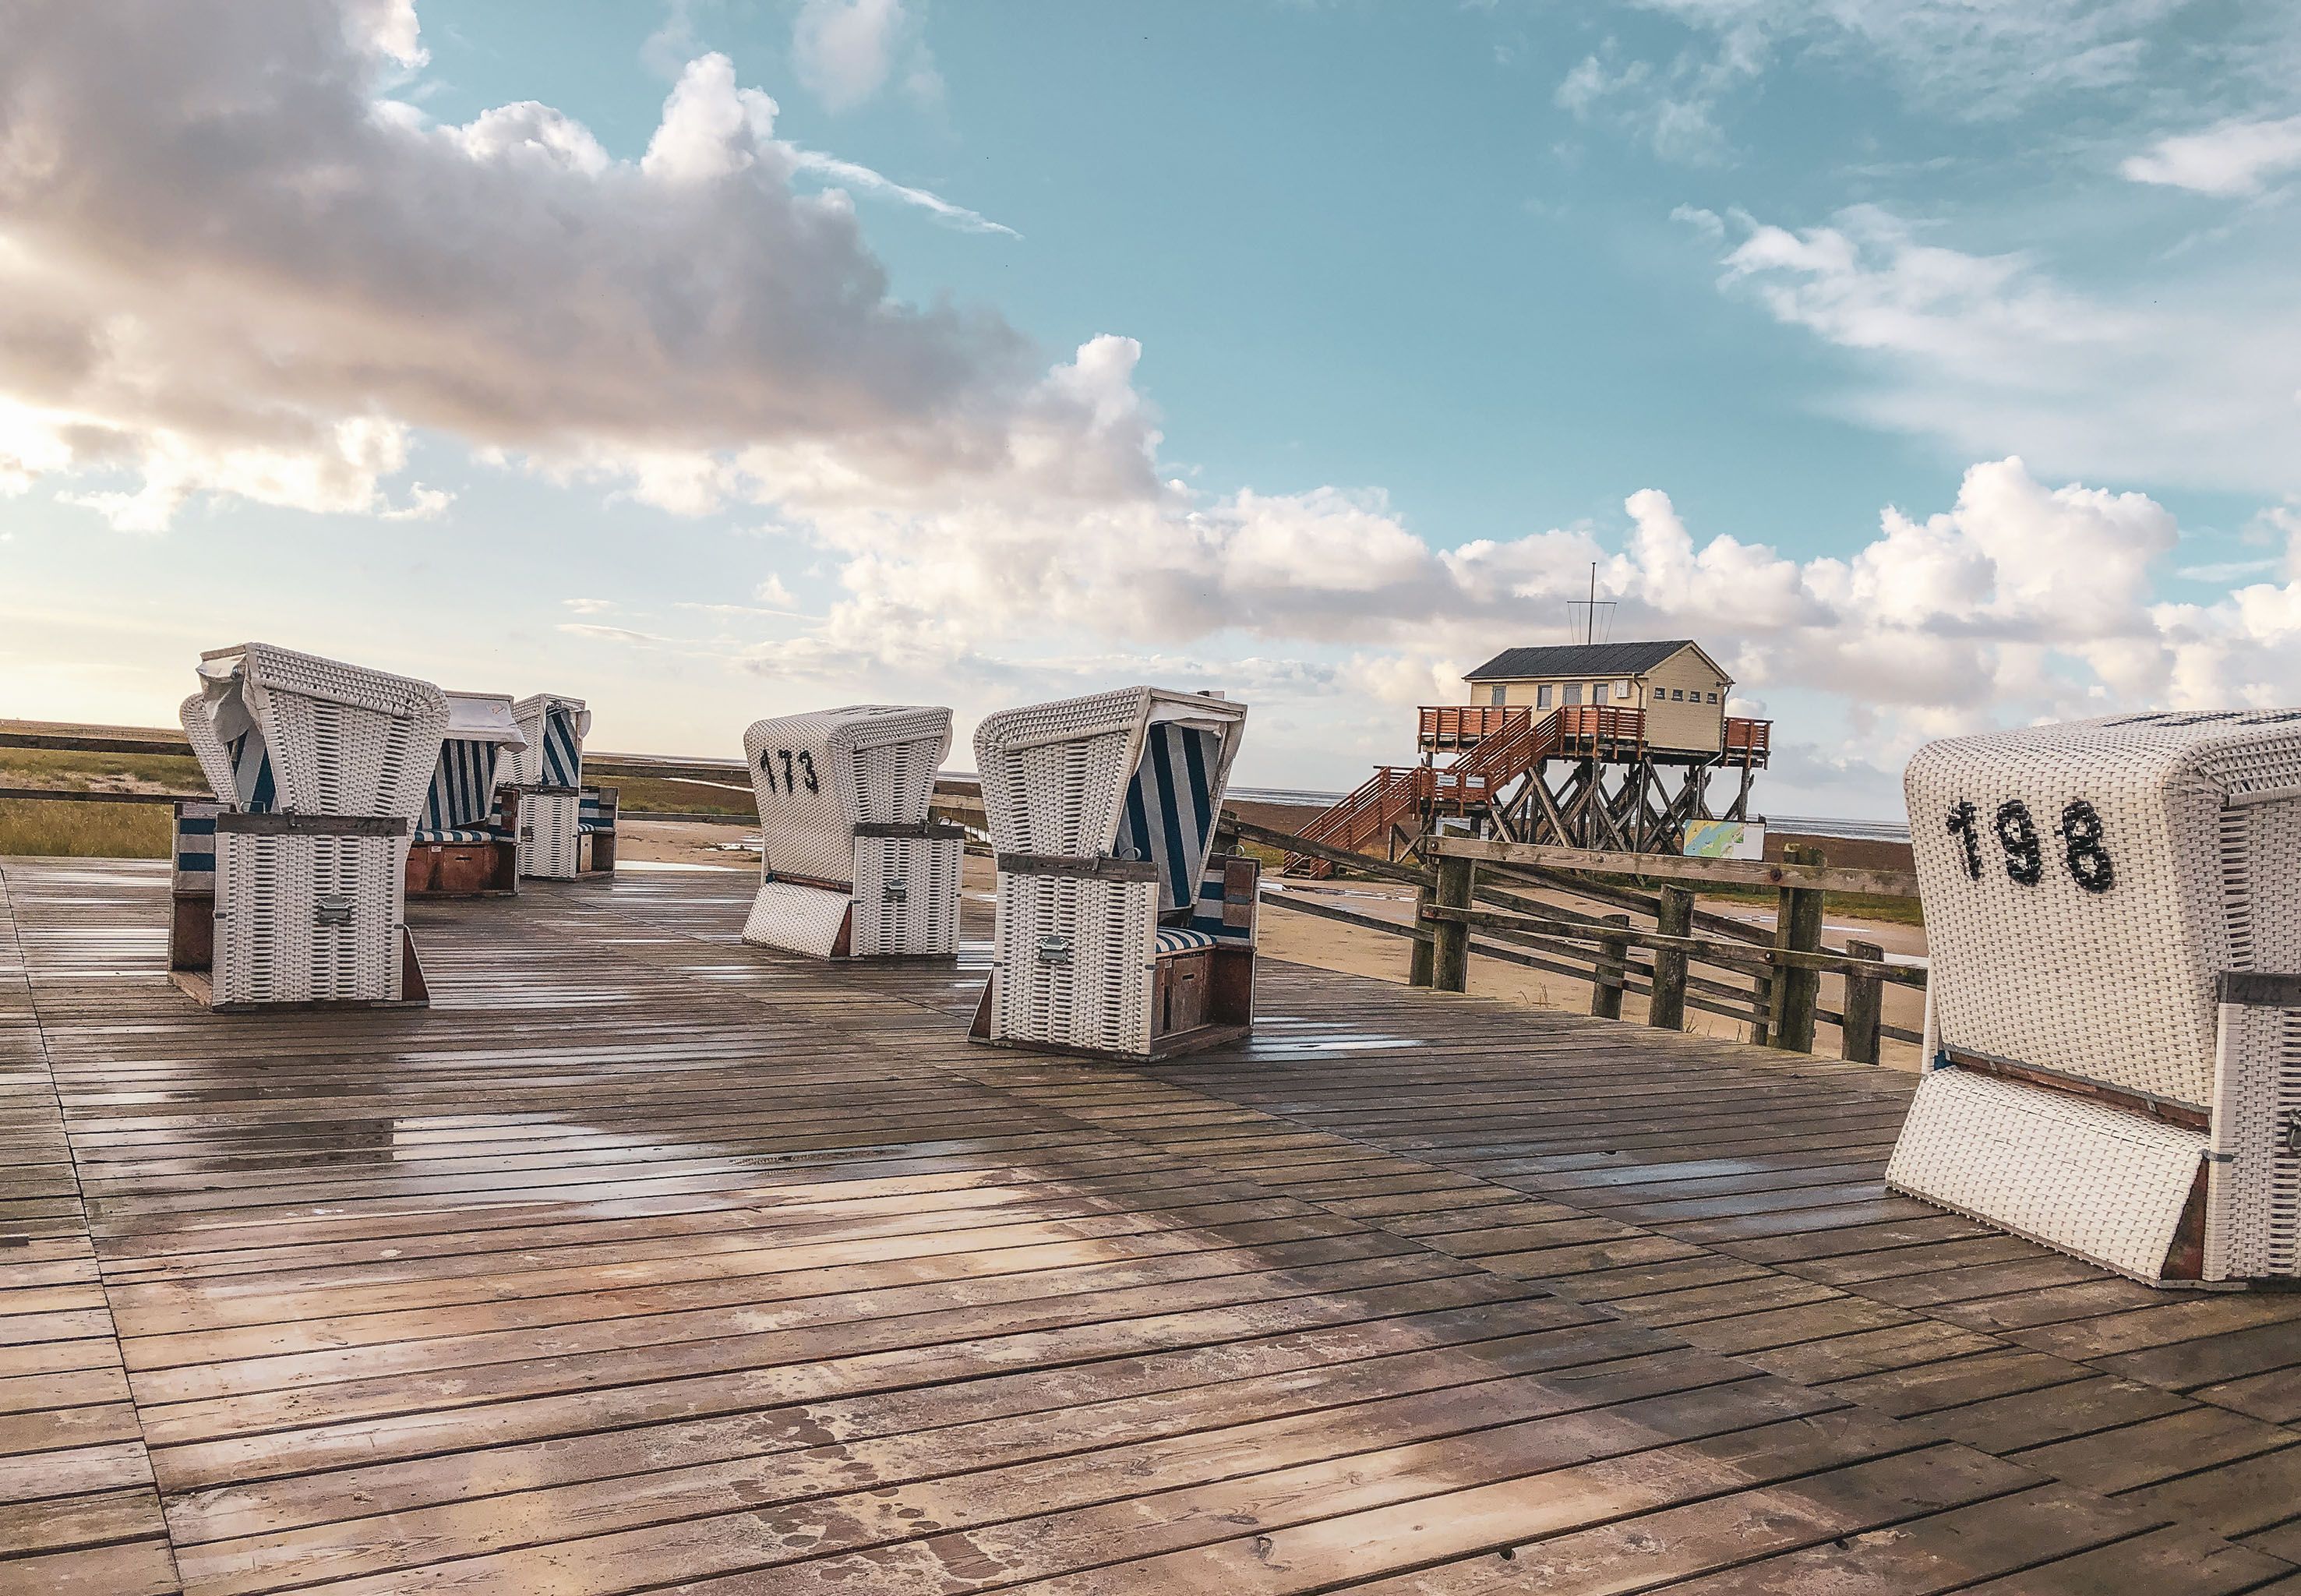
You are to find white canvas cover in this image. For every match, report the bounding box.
[443,692,526,748]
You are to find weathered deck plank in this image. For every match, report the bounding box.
[0,855,2295,1594]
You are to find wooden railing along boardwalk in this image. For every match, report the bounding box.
[2,856,2297,1593]
[1239,817,1921,1063]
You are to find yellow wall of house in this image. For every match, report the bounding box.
[1461,644,1728,751]
[1640,648,1728,750]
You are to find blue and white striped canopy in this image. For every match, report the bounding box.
[222,729,277,812]
[421,739,502,835]
[1113,721,1223,912]
[541,707,583,787]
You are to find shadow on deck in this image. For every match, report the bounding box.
[2,856,2298,1594]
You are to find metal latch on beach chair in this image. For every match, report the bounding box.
[883,877,909,905]
[314,895,354,927]
[1036,934,1072,966]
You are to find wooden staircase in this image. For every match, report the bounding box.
[1285,709,1568,877]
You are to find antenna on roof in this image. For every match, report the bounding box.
[1565,561,1615,646]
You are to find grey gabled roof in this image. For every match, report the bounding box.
[1463,640,1707,681]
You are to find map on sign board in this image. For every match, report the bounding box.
[1682,819,1765,860]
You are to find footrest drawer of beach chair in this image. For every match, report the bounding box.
[991,874,1158,1056]
[215,828,408,1005]
[743,880,855,958]
[519,790,581,879]
[851,834,962,957]
[1888,1068,2208,1284]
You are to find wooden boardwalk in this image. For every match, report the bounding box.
[2,855,2299,1595]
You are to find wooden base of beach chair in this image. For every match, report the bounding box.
[580,829,616,876]
[969,943,1255,1063]
[405,839,518,898]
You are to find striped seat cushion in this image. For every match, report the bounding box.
[1113,722,1221,913]
[578,788,616,834]
[174,804,219,888]
[1152,926,1219,955]
[415,827,502,845]
[1191,875,1254,941]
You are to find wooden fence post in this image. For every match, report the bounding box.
[1590,913,1630,1019]
[1647,885,1692,1032]
[1431,853,1474,994]
[1841,937,1884,1064]
[1767,845,1826,1053]
[1409,872,1436,988]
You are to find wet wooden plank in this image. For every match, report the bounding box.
[6,855,2295,1596]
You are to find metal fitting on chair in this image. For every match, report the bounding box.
[314,895,354,927]
[1036,934,1072,966]
[883,877,909,905]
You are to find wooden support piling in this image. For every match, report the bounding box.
[1590,913,1630,1019]
[1430,853,1473,993]
[1766,843,1826,1053]
[1841,937,1885,1064]
[1409,877,1436,987]
[1647,884,1692,1032]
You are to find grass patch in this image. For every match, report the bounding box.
[0,746,206,795]
[1694,885,1926,927]
[0,799,172,859]
[602,775,753,817]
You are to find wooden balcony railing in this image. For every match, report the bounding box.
[1418,704,1528,747]
[1554,705,1646,747]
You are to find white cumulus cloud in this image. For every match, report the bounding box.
[2123,114,2301,196]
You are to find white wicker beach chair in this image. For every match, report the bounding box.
[1889,709,2301,1286]
[173,643,447,1008]
[405,692,525,898]
[497,693,593,880]
[741,705,962,959]
[969,687,1258,1061]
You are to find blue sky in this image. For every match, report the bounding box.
[5,0,2299,815]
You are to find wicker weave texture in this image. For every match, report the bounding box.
[1906,711,2301,1107]
[976,687,1250,1057]
[2207,796,2301,1278]
[185,645,447,820]
[743,706,950,883]
[214,832,404,1005]
[991,873,1157,1054]
[2210,998,2301,1280]
[742,881,852,959]
[1888,1068,2206,1281]
[739,705,954,960]
[180,692,240,811]
[520,791,581,880]
[974,688,1152,858]
[852,835,962,957]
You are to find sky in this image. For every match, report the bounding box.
[3,0,2299,816]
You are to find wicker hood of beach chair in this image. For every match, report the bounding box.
[173,643,449,1008]
[1890,708,2301,1286]
[740,704,961,959]
[971,686,1258,1062]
